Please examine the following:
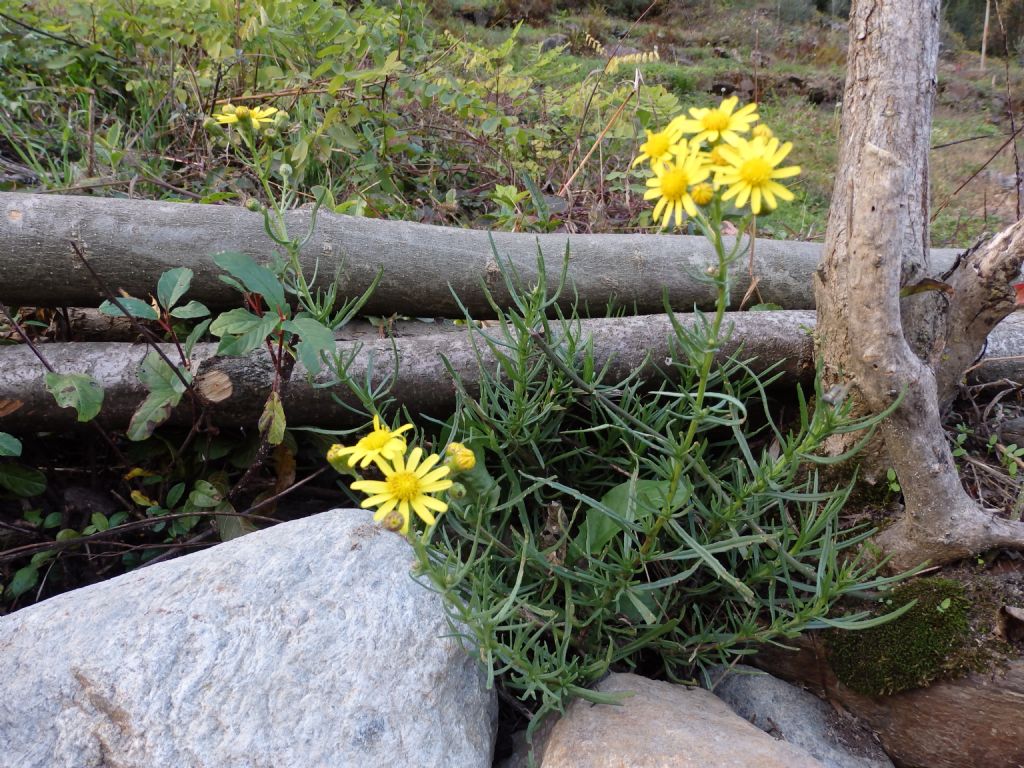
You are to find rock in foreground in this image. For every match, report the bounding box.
[522,672,824,767]
[0,509,496,768]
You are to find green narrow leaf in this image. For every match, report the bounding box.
[184,318,212,357]
[44,372,104,422]
[258,391,286,445]
[213,252,287,313]
[0,432,22,457]
[0,463,47,497]
[157,267,194,310]
[98,297,159,320]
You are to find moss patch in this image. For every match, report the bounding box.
[826,577,979,697]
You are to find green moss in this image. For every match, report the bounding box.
[826,577,976,697]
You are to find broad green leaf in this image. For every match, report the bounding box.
[259,392,286,445]
[215,501,258,541]
[170,300,210,319]
[282,317,335,374]
[126,391,177,441]
[576,478,692,556]
[166,482,186,509]
[0,463,47,497]
[157,267,194,310]
[0,432,21,457]
[213,252,287,313]
[137,351,190,397]
[187,480,222,509]
[8,566,39,599]
[210,309,280,356]
[99,297,159,320]
[44,372,104,422]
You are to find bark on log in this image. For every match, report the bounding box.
[752,636,1024,768]
[0,192,961,317]
[0,311,1020,433]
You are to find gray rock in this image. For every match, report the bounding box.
[540,34,569,53]
[711,665,893,768]
[0,509,496,768]
[519,672,823,767]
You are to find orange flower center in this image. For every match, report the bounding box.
[387,471,420,501]
[740,158,773,185]
[701,110,730,132]
[660,167,690,200]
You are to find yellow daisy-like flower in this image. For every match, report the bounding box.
[671,96,759,146]
[751,123,773,140]
[446,442,477,472]
[351,447,453,530]
[643,151,710,229]
[716,136,801,215]
[631,124,686,170]
[214,103,279,131]
[327,415,414,471]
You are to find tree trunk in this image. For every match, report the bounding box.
[0,192,962,316]
[816,0,1024,568]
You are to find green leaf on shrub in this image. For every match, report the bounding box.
[8,566,39,599]
[99,297,159,320]
[259,392,286,445]
[216,501,257,541]
[0,463,47,497]
[282,317,335,374]
[128,352,190,440]
[580,478,690,555]
[0,432,21,457]
[170,300,210,319]
[44,372,104,422]
[210,308,280,356]
[213,252,287,313]
[157,267,193,310]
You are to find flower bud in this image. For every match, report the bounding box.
[448,482,467,500]
[244,198,262,213]
[691,183,714,206]
[278,163,293,179]
[445,442,476,472]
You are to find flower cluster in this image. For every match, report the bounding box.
[327,418,476,536]
[633,96,801,226]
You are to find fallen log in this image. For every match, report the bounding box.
[0,192,961,317]
[0,311,1020,432]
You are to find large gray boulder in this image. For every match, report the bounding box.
[0,509,496,768]
[711,665,894,768]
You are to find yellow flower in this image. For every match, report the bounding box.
[214,103,279,130]
[327,415,413,471]
[643,151,710,229]
[716,137,801,215]
[752,123,773,140]
[351,447,453,530]
[446,442,477,472]
[690,182,714,206]
[671,96,759,146]
[632,125,686,170]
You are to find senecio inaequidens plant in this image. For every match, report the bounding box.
[328,98,909,738]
